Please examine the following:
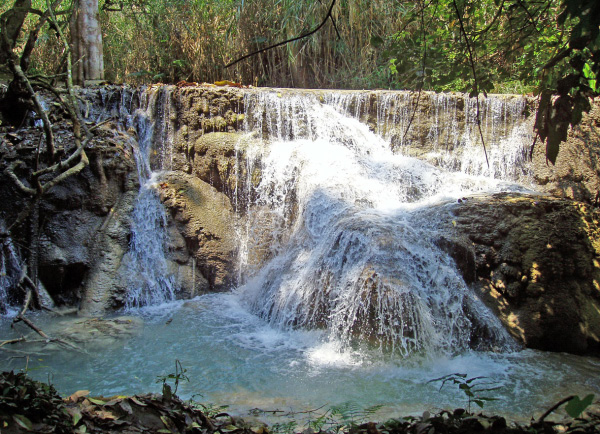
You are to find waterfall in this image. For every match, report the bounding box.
[236,90,527,357]
[124,89,176,309]
[0,221,21,313]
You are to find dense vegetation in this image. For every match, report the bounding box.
[2,0,598,164]
[0,0,596,93]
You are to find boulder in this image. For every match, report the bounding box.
[440,193,600,355]
[156,171,237,290]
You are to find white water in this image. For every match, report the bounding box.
[0,221,22,315]
[123,90,176,308]
[1,88,598,423]
[236,91,528,357]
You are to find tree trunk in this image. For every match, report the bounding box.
[0,0,31,65]
[70,0,104,85]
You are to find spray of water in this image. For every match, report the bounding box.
[236,91,528,358]
[124,89,176,309]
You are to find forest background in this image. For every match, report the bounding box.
[0,0,596,92]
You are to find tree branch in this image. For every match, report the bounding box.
[224,0,337,69]
[537,395,575,423]
[5,161,36,195]
[452,0,490,168]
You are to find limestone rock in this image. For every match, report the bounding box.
[78,173,139,316]
[166,260,210,299]
[440,193,600,355]
[530,102,600,202]
[57,316,143,346]
[156,171,237,290]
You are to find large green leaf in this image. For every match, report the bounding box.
[565,394,595,418]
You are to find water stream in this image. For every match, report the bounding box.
[123,97,176,308]
[1,88,599,423]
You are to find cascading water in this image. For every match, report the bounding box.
[0,221,22,313]
[123,91,176,309]
[236,91,527,357]
[2,88,599,423]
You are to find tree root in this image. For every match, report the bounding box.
[7,268,84,353]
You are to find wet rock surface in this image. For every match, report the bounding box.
[156,171,237,291]
[439,193,600,355]
[0,114,138,313]
[2,86,600,357]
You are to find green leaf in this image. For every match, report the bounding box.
[69,407,83,426]
[88,397,107,405]
[12,414,33,431]
[565,394,595,418]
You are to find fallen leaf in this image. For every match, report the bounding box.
[68,390,90,402]
[161,415,178,432]
[130,396,147,407]
[214,80,242,87]
[67,407,83,426]
[87,397,107,405]
[118,400,133,415]
[12,414,33,431]
[94,410,118,420]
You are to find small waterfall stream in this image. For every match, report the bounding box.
[0,221,22,314]
[123,89,176,308]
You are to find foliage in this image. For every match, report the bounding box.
[0,370,72,433]
[156,358,189,400]
[533,0,599,164]
[330,402,386,428]
[376,0,599,162]
[565,394,595,418]
[429,373,500,413]
[1,0,599,163]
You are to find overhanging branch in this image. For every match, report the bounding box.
[225,0,337,69]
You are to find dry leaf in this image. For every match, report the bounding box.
[68,390,90,403]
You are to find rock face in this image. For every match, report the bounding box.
[155,171,237,291]
[530,102,600,202]
[0,121,138,312]
[438,193,600,355]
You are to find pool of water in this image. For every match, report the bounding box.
[1,293,599,425]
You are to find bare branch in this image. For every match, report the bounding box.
[537,395,575,423]
[40,145,89,192]
[225,0,337,69]
[451,0,490,168]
